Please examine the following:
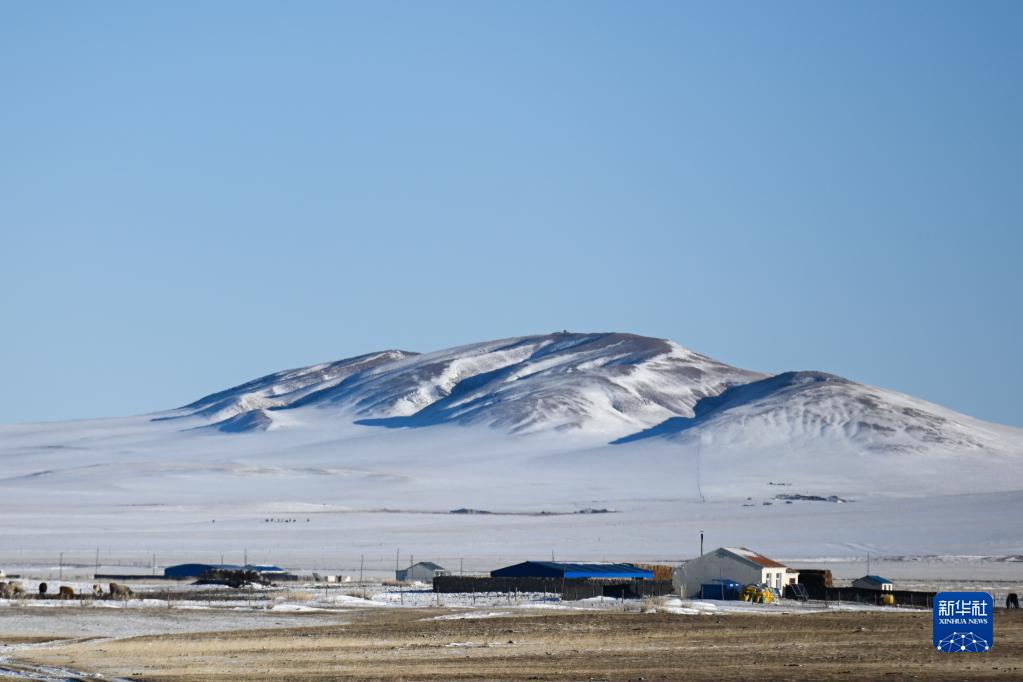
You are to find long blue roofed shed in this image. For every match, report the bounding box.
[164,563,285,579]
[491,561,653,580]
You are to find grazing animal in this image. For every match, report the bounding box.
[109,582,133,600]
[0,582,25,599]
[1008,592,1020,609]
[92,584,104,598]
[38,582,47,596]
[58,585,75,599]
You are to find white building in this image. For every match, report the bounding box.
[672,547,799,597]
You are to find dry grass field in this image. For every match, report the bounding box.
[7,607,1023,681]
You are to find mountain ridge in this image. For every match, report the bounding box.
[168,332,1021,455]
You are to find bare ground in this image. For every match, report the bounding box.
[7,608,1023,681]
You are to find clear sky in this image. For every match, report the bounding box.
[2,1,1021,427]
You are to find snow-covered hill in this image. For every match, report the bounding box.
[1,331,1022,564]
[169,332,1021,459]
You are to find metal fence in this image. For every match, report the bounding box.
[817,586,936,607]
[432,575,674,600]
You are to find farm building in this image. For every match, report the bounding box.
[491,562,654,580]
[852,575,894,591]
[672,547,799,598]
[163,563,285,579]
[395,562,446,583]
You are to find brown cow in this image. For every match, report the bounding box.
[109,582,133,600]
[58,585,75,599]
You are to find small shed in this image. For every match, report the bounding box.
[852,575,894,591]
[491,562,654,580]
[396,562,446,583]
[699,579,742,600]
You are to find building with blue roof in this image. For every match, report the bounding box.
[490,561,654,580]
[852,575,894,591]
[163,563,285,579]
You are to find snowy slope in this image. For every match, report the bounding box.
[614,371,1020,455]
[177,350,417,425]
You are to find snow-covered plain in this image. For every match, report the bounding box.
[1,332,1021,580]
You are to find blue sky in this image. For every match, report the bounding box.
[1,1,1021,426]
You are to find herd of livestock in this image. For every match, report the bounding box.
[0,580,134,600]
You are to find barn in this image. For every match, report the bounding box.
[672,547,799,598]
[396,562,446,583]
[491,561,654,580]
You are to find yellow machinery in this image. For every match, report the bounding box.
[741,584,774,604]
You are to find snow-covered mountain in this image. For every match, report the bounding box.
[2,331,1022,566]
[170,332,1021,458]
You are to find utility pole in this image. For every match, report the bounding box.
[360,554,367,600]
[152,553,156,576]
[59,552,63,581]
[95,547,100,577]
[700,530,704,557]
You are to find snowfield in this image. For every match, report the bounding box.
[1,332,1021,575]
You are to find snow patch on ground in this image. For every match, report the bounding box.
[425,611,512,620]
